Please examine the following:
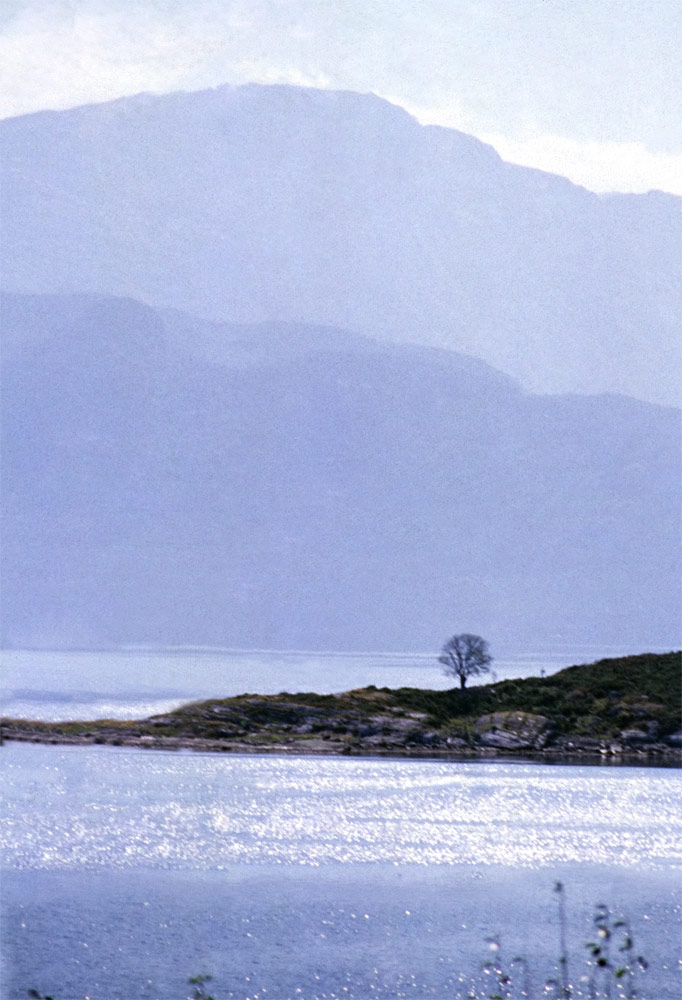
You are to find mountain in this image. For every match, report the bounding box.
[2,291,679,651]
[1,83,680,405]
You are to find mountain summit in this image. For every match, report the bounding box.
[1,83,679,405]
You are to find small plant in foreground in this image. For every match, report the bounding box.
[473,884,651,999]
[554,880,571,998]
[482,936,511,998]
[585,905,648,1000]
[24,889,656,1000]
[188,973,215,1000]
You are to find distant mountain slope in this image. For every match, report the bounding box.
[2,291,679,651]
[1,84,680,405]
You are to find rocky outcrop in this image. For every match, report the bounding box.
[474,712,552,750]
[2,654,680,765]
[619,728,651,746]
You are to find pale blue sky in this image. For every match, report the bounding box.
[1,0,680,192]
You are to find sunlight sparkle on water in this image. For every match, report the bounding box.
[1,748,679,871]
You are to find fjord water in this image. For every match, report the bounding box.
[1,746,680,999]
[1,649,680,999]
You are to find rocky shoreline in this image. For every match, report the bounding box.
[2,702,680,765]
[2,727,679,764]
[4,652,680,765]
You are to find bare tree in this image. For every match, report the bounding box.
[439,633,492,689]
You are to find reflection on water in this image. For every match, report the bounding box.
[2,746,680,870]
[1,746,681,999]
[1,640,679,998]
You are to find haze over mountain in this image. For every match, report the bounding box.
[1,83,680,406]
[2,292,679,652]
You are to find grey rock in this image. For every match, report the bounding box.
[571,736,603,751]
[475,712,552,750]
[445,736,470,749]
[411,731,442,747]
[620,729,650,745]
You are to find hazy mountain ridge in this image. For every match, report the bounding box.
[1,83,679,404]
[2,291,679,651]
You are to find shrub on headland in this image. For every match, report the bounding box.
[389,651,681,743]
[4,651,680,759]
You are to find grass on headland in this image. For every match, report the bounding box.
[4,651,680,756]
[384,650,681,741]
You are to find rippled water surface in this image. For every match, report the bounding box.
[3,746,681,870]
[1,744,681,999]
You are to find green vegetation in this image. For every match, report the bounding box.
[387,651,681,740]
[187,974,214,1000]
[3,652,680,760]
[471,883,651,1000]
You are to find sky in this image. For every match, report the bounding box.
[1,0,681,195]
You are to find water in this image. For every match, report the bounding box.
[1,648,680,999]
[1,744,681,999]
[0,644,650,722]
